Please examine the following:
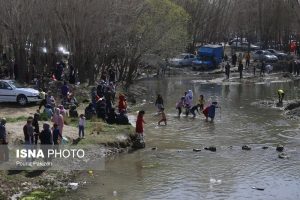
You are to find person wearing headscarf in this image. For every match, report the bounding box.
[185,90,193,116]
[118,94,127,113]
[58,105,68,117]
[52,108,64,136]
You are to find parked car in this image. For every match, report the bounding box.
[266,49,287,60]
[228,37,247,45]
[169,53,196,67]
[252,50,278,63]
[0,80,41,106]
[230,42,260,51]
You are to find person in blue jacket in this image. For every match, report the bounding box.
[203,102,219,122]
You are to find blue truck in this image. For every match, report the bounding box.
[192,44,224,71]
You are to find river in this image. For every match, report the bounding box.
[65,74,300,200]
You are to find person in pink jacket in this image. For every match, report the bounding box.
[52,108,64,136]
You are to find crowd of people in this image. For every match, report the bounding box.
[0,59,133,149]
[134,91,220,144]
[86,80,130,125]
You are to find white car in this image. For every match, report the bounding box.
[0,80,41,106]
[169,53,196,67]
[252,50,278,63]
[230,42,260,51]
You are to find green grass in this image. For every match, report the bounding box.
[6,116,28,123]
[64,116,134,145]
[21,189,66,200]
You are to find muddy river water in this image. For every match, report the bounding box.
[66,74,300,200]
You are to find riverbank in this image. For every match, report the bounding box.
[0,82,139,199]
[0,116,135,199]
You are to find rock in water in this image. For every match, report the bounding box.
[276,144,284,152]
[193,148,201,152]
[262,146,269,150]
[278,152,288,159]
[285,101,300,110]
[204,146,216,152]
[132,138,145,149]
[242,145,251,150]
[252,187,265,191]
[151,147,157,150]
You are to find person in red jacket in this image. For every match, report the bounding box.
[136,110,146,140]
[118,94,127,113]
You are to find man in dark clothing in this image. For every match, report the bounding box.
[55,62,64,81]
[23,118,34,144]
[225,62,230,79]
[40,123,52,145]
[32,113,40,145]
[106,108,117,124]
[260,61,265,77]
[288,60,293,73]
[105,91,113,114]
[0,118,9,162]
[238,61,243,79]
[85,103,96,120]
[116,111,130,125]
[232,54,237,67]
[190,104,201,118]
[0,118,7,144]
[96,98,106,120]
[97,83,104,97]
[61,81,69,99]
[40,123,52,161]
[108,68,116,83]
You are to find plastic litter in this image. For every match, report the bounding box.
[68,182,79,190]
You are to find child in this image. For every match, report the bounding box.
[155,94,164,112]
[158,108,167,125]
[136,110,146,141]
[118,94,127,113]
[78,114,86,139]
[190,104,201,118]
[176,96,185,116]
[52,123,62,145]
[198,95,205,111]
[203,102,219,122]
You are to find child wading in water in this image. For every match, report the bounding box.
[78,114,86,138]
[176,96,185,116]
[198,95,205,111]
[158,108,167,125]
[190,104,201,118]
[203,102,220,122]
[155,94,164,112]
[136,110,146,141]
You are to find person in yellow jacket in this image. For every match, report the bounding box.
[278,89,285,104]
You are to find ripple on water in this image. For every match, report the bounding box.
[278,129,300,140]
